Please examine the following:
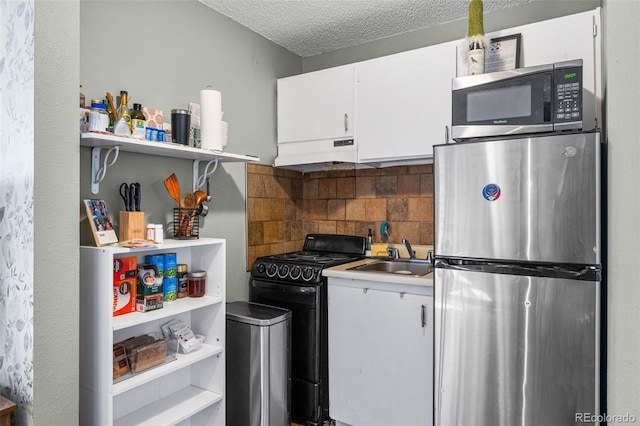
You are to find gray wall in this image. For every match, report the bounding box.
[303,0,600,71]
[602,0,640,417]
[34,0,80,424]
[79,0,301,303]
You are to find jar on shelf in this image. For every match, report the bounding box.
[187,271,206,297]
[177,264,189,298]
[89,100,109,134]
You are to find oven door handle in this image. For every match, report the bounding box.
[251,280,318,294]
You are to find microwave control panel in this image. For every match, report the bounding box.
[554,65,582,123]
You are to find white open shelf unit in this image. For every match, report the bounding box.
[79,238,226,426]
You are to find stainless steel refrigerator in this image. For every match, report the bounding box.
[433,131,602,426]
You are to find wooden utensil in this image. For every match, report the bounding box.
[193,190,208,208]
[181,192,195,209]
[163,173,181,208]
[105,92,119,122]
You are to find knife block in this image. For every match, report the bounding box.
[119,211,145,241]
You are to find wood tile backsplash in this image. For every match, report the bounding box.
[247,163,434,270]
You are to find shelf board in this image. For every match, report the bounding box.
[113,385,222,426]
[112,296,223,331]
[81,132,260,163]
[80,237,225,254]
[113,343,223,395]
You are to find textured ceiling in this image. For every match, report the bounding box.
[199,0,533,57]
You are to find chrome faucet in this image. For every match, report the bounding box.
[390,247,400,259]
[401,238,416,259]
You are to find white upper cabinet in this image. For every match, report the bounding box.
[275,65,357,167]
[277,65,355,143]
[356,41,457,163]
[275,8,601,170]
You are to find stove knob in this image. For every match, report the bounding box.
[301,267,315,281]
[290,265,302,280]
[266,263,278,278]
[277,264,290,279]
[255,263,266,274]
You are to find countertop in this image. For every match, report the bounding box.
[323,257,434,289]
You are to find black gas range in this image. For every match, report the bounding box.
[252,240,365,284]
[249,234,366,425]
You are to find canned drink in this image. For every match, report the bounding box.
[163,276,178,301]
[163,253,177,278]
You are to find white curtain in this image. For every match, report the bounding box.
[0,0,35,424]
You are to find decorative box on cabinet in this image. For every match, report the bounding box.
[79,238,226,426]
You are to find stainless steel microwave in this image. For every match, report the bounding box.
[451,59,583,140]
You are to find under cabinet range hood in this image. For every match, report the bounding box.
[274,137,358,171]
[273,138,435,172]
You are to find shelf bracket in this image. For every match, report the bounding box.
[192,159,219,192]
[91,146,120,194]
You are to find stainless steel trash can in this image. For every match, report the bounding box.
[226,301,291,426]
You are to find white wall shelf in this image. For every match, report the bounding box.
[81,133,260,193]
[80,237,227,425]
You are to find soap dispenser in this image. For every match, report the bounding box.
[366,228,373,257]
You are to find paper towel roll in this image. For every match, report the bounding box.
[200,89,222,151]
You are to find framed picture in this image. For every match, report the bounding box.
[84,199,118,246]
[485,34,522,73]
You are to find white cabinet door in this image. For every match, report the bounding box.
[356,42,457,163]
[277,65,355,144]
[328,282,433,426]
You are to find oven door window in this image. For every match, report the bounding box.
[250,280,321,382]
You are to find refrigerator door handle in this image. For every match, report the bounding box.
[434,258,601,281]
[421,304,426,328]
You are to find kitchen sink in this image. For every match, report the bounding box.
[348,259,433,276]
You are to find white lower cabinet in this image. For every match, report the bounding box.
[80,239,226,426]
[328,278,433,426]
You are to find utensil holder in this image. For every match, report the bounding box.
[173,208,199,239]
[119,211,145,241]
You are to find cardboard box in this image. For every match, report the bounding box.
[137,264,164,312]
[142,107,164,130]
[113,256,137,316]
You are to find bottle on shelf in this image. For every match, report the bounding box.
[366,228,373,256]
[117,90,132,129]
[113,90,132,136]
[130,103,146,139]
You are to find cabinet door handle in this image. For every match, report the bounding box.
[344,113,349,132]
[421,304,427,328]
